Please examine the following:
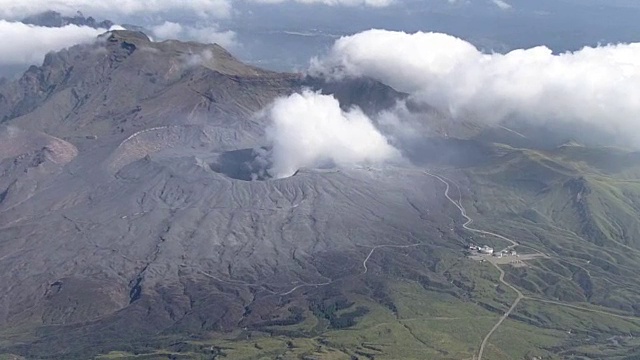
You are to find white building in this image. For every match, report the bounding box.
[479,246,494,255]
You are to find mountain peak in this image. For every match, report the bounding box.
[22,10,114,29]
[103,29,151,44]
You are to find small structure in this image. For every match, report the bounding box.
[510,250,517,256]
[479,245,494,255]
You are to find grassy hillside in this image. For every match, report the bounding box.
[465,144,640,313]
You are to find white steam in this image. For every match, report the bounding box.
[0,20,105,66]
[151,21,237,48]
[311,29,640,144]
[263,90,400,178]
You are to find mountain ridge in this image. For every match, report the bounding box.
[3,28,640,360]
[21,10,114,29]
[0,29,430,358]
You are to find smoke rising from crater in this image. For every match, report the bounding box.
[262,90,400,178]
[310,29,640,145]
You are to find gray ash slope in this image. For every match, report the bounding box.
[0,30,455,357]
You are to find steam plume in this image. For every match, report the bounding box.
[262,90,400,178]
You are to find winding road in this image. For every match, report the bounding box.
[424,171,518,249]
[476,262,524,360]
[185,169,640,359]
[423,171,525,360]
[424,170,640,360]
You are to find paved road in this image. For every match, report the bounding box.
[477,262,524,360]
[424,170,640,360]
[423,171,518,249]
[423,171,528,360]
[192,169,640,359]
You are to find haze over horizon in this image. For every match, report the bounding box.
[1,0,639,76]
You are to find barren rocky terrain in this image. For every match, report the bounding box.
[3,29,640,360]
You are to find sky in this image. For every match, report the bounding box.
[0,0,639,75]
[1,0,640,175]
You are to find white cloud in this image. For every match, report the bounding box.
[310,29,640,145]
[180,26,237,48]
[181,49,215,68]
[491,0,512,10]
[0,0,397,23]
[151,21,237,48]
[0,20,104,66]
[0,0,232,20]
[151,21,183,39]
[250,0,394,7]
[262,90,400,178]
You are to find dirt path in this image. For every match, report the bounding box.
[526,298,640,321]
[361,243,427,274]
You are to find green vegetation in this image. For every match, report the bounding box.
[0,355,26,360]
[9,139,640,360]
[88,274,640,359]
[95,281,506,359]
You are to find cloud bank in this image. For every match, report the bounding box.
[0,0,232,19]
[250,0,394,7]
[0,0,393,20]
[311,29,640,145]
[262,90,400,178]
[0,20,105,66]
